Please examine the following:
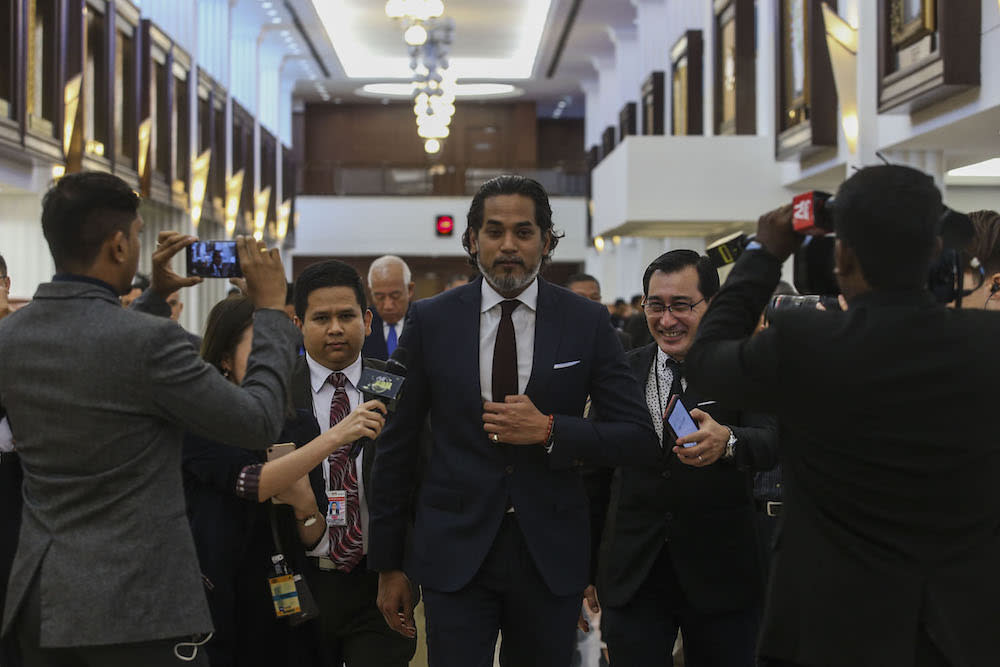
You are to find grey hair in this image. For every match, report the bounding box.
[367,255,412,288]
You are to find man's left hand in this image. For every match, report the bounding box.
[151,231,202,298]
[483,395,550,445]
[672,408,729,467]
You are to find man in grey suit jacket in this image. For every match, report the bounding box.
[0,172,300,666]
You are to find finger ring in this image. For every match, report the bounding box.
[490,433,499,443]
[697,455,703,462]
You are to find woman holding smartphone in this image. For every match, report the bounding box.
[182,296,385,667]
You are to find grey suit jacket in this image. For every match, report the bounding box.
[0,281,300,647]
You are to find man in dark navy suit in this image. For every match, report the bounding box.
[370,175,659,667]
[361,256,413,361]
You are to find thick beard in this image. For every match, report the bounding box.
[477,254,541,296]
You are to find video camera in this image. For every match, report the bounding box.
[706,189,977,308]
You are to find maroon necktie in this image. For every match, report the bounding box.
[325,372,364,572]
[492,300,520,402]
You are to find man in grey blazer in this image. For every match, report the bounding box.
[0,172,300,666]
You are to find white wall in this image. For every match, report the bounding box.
[0,194,53,301]
[291,196,590,262]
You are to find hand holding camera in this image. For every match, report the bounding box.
[755,203,802,262]
[236,235,287,311]
[151,231,202,298]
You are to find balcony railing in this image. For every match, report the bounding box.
[302,162,588,197]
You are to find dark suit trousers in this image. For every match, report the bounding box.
[1,453,23,667]
[421,513,581,667]
[602,544,758,667]
[311,557,415,667]
[14,576,208,666]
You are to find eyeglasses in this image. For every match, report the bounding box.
[641,299,704,316]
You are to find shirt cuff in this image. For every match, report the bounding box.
[306,532,330,557]
[235,463,263,501]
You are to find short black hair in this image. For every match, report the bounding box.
[462,174,564,267]
[565,273,599,287]
[630,294,642,307]
[833,165,942,290]
[131,272,150,292]
[285,282,295,306]
[294,260,367,320]
[642,250,720,299]
[41,171,141,271]
[0,252,6,277]
[614,298,626,307]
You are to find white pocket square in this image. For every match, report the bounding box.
[696,400,718,407]
[553,360,581,369]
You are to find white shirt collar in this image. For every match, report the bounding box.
[306,352,363,394]
[480,277,539,314]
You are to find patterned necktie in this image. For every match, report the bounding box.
[492,300,520,402]
[386,324,398,357]
[325,372,364,572]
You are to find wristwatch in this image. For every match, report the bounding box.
[722,428,737,461]
[297,512,321,527]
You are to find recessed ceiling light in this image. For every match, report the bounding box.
[360,83,521,98]
[262,1,272,7]
[281,30,289,36]
[271,17,281,23]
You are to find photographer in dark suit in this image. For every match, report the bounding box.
[592,250,778,667]
[686,165,1000,667]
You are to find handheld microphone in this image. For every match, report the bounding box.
[358,347,408,412]
[791,191,834,235]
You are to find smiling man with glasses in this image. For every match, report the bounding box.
[589,249,778,667]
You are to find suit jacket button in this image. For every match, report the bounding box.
[661,470,671,479]
[505,465,514,474]
[665,512,673,521]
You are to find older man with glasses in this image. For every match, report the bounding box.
[587,249,779,667]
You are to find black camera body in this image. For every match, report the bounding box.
[706,191,976,306]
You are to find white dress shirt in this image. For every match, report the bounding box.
[303,353,370,557]
[0,416,13,453]
[479,278,538,402]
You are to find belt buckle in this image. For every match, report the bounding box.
[766,501,782,517]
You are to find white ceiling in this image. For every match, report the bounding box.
[284,0,638,116]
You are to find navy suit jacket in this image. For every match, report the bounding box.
[369,277,659,596]
[362,309,409,362]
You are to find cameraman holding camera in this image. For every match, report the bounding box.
[685,165,1000,667]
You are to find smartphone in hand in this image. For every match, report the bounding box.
[664,395,699,448]
[186,240,242,278]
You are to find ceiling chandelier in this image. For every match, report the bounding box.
[385,0,456,154]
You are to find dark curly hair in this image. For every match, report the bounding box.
[461,175,564,267]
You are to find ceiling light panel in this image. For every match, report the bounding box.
[312,0,553,79]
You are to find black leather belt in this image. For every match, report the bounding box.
[755,499,782,517]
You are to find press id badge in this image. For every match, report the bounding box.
[268,574,301,617]
[327,490,347,527]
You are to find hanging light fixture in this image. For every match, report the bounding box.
[386,1,456,153]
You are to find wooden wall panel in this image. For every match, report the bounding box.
[303,100,539,169]
[536,118,585,167]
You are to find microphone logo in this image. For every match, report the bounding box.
[370,376,394,394]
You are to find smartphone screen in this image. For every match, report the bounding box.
[186,240,242,278]
[666,395,699,447]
